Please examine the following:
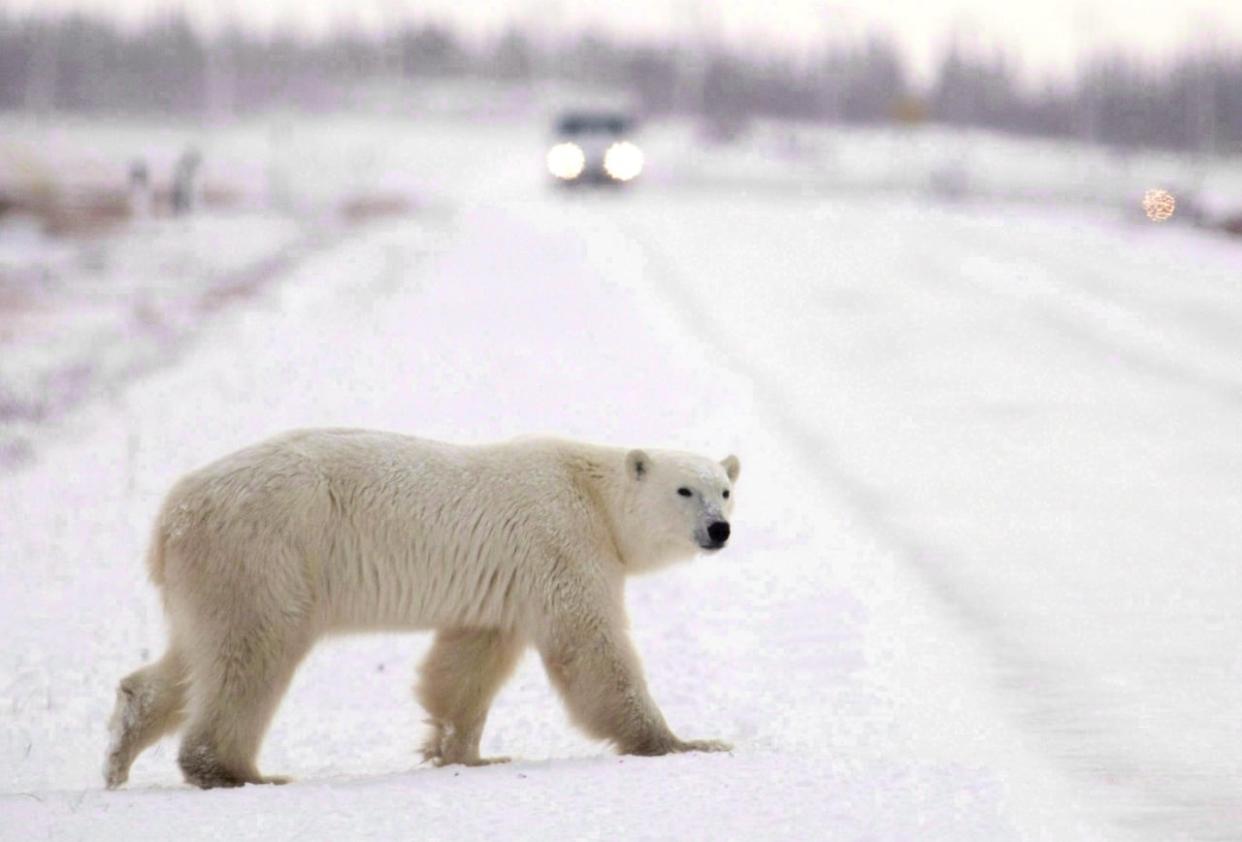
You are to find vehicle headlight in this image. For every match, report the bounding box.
[603,141,644,182]
[547,142,586,180]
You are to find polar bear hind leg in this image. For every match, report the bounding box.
[176,621,313,789]
[104,649,188,789]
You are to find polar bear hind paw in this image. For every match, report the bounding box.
[672,738,732,753]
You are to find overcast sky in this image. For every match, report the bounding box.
[8,0,1241,83]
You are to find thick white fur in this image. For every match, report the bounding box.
[104,429,739,789]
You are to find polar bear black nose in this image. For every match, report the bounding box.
[707,521,730,544]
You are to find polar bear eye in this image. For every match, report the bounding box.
[677,487,692,497]
[723,490,730,499]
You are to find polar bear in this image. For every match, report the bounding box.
[104,429,740,789]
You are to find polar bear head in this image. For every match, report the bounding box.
[619,448,740,572]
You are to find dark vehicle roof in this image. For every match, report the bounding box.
[556,112,634,135]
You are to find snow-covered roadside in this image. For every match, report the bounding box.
[640,118,1242,227]
[0,211,326,467]
[0,111,541,470]
[1,186,1101,840]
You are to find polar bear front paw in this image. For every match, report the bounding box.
[421,723,512,768]
[424,750,512,768]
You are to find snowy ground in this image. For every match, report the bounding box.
[2,111,1241,840]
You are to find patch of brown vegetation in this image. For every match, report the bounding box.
[0,187,131,237]
[0,180,245,239]
[338,193,415,224]
[197,249,301,313]
[201,184,243,210]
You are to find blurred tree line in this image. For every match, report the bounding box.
[1,12,1240,153]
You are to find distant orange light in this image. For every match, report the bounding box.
[1142,189,1175,222]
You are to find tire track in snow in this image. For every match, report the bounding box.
[939,212,1242,408]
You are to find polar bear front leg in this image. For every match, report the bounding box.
[418,628,525,767]
[538,615,730,756]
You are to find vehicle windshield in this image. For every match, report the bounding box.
[556,113,632,136]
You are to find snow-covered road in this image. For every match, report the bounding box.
[2,116,1239,840]
[604,189,1242,840]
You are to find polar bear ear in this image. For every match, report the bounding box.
[721,454,740,482]
[626,449,650,481]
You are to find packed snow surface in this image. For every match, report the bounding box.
[2,112,1240,840]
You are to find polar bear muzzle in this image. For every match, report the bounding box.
[700,519,731,550]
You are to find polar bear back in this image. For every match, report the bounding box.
[156,429,619,635]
